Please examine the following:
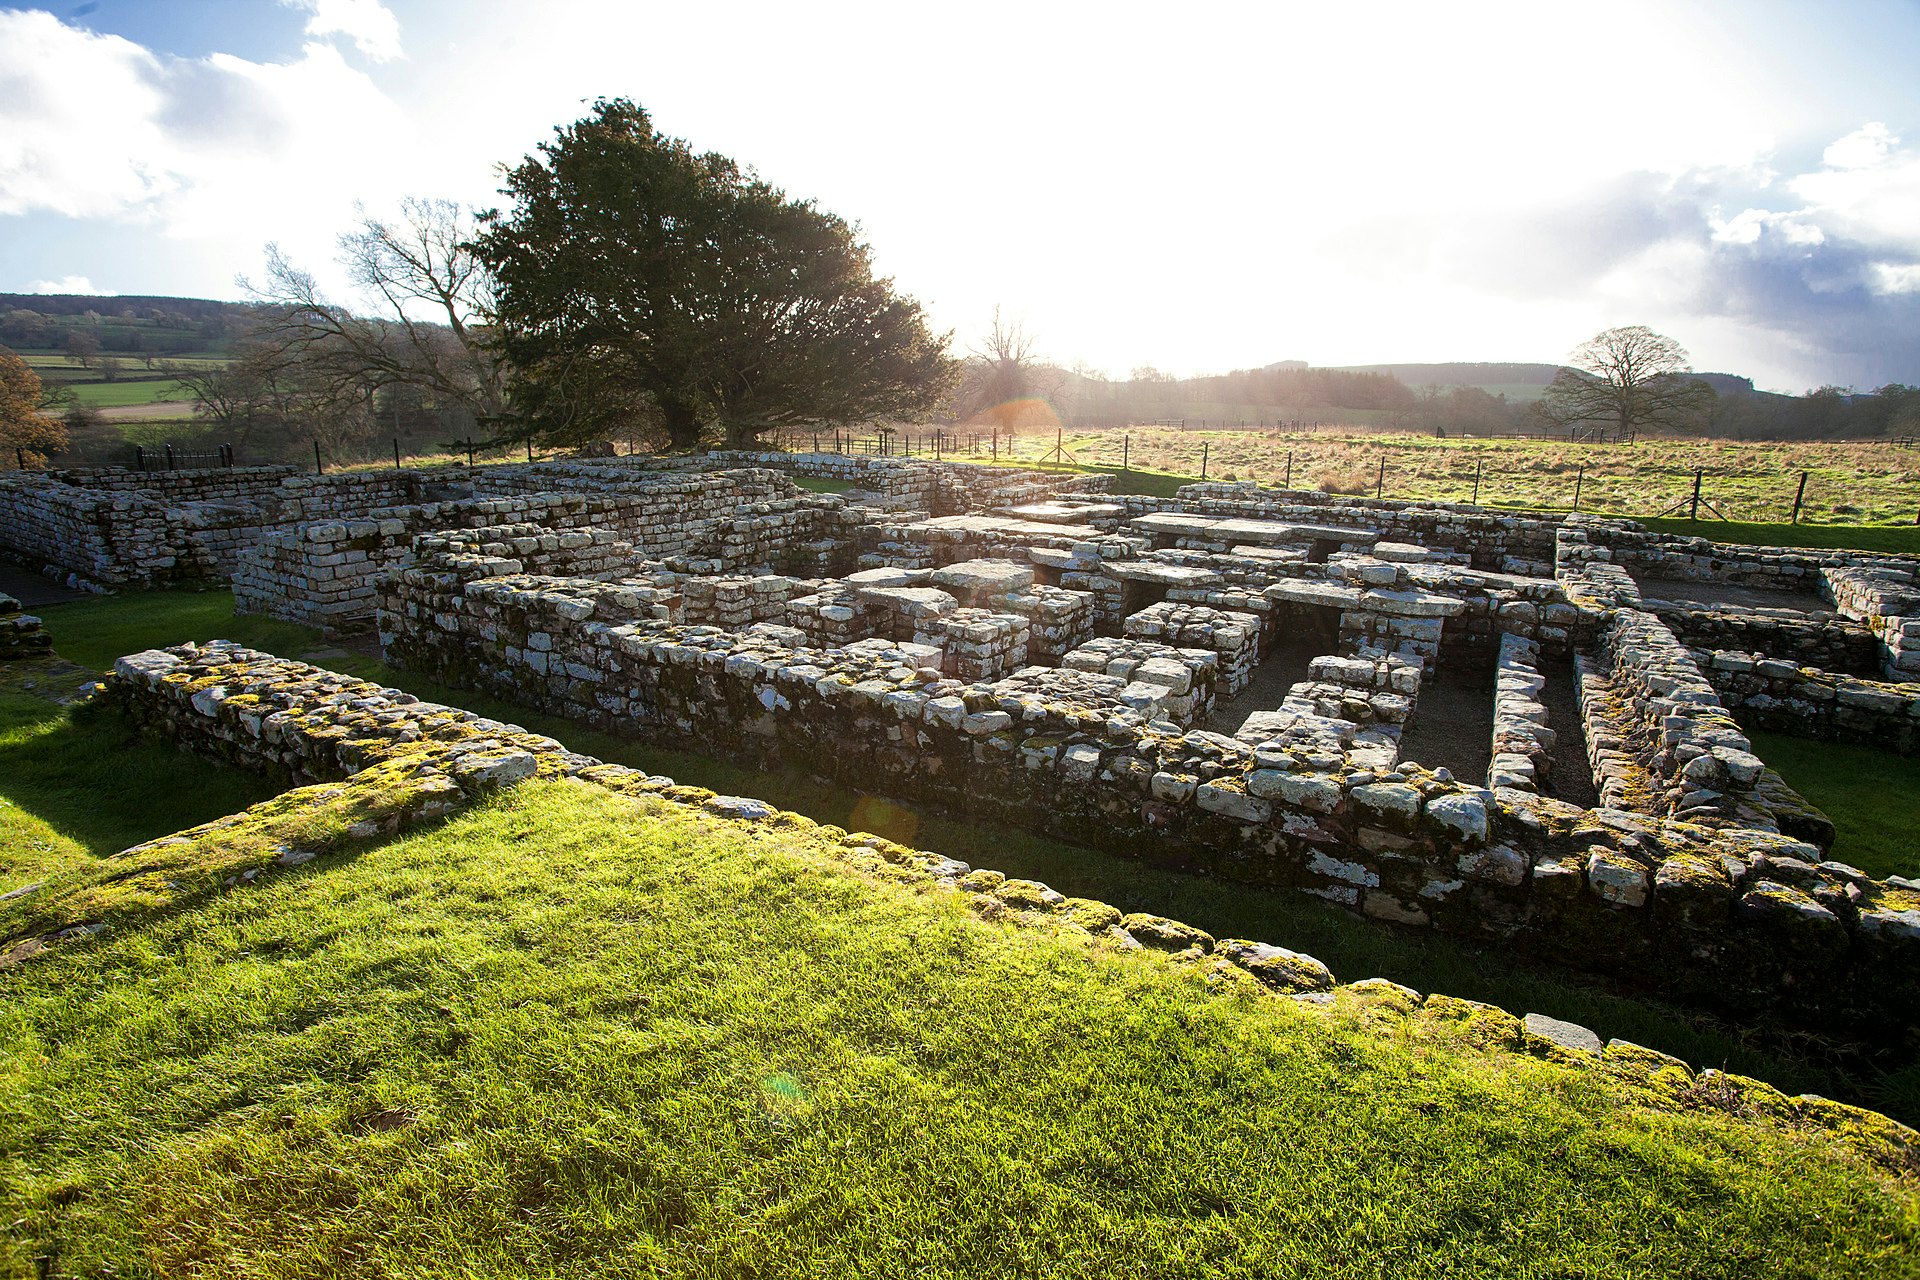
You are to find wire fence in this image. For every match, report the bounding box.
[763,427,1920,528]
[6,426,1913,528]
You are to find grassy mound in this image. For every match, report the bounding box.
[5,778,1915,1277]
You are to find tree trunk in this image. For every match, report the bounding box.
[722,420,763,450]
[660,399,704,450]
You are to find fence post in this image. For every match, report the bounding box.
[466,439,476,468]
[527,439,534,464]
[166,443,176,472]
[1790,471,1808,525]
[1375,456,1384,498]
[1573,465,1584,512]
[394,438,402,472]
[1690,468,1702,521]
[312,440,323,475]
[1201,441,1209,480]
[14,447,23,471]
[1285,451,1293,489]
[1472,458,1482,505]
[135,445,144,472]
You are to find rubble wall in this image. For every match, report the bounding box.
[373,554,1920,1040]
[233,473,823,633]
[1699,650,1920,755]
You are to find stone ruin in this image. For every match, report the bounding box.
[5,453,1920,1046]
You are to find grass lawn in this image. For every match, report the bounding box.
[3,777,1915,1277]
[1748,730,1920,881]
[1639,518,1920,556]
[28,589,1920,1122]
[986,429,1920,527]
[64,379,197,408]
[0,676,281,893]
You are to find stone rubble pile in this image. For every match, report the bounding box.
[0,591,50,661]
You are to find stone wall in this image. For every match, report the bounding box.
[1700,651,1920,755]
[1648,601,1883,676]
[1490,634,1555,793]
[113,639,1920,1149]
[374,551,1920,1040]
[1118,484,1564,573]
[0,466,432,588]
[1123,601,1259,695]
[1826,566,1920,682]
[233,471,828,633]
[1583,609,1768,828]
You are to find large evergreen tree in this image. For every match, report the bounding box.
[476,99,956,449]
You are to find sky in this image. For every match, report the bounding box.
[2,1,1918,393]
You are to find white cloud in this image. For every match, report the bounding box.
[24,275,106,294]
[1871,263,1920,294]
[1822,122,1899,170]
[1709,208,1825,247]
[282,0,402,62]
[1787,122,1920,274]
[0,12,175,219]
[0,10,415,250]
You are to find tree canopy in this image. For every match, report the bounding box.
[1534,325,1715,438]
[476,98,956,449]
[0,348,67,464]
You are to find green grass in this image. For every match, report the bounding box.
[789,474,854,494]
[0,670,281,892]
[997,428,1920,527]
[29,589,1920,1120]
[3,777,1914,1277]
[1749,730,1920,880]
[1640,519,1920,556]
[64,379,196,408]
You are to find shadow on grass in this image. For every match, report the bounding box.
[0,691,280,861]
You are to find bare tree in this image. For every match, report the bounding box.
[954,307,1064,435]
[1533,325,1716,439]
[243,198,505,428]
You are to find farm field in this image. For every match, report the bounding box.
[989,428,1920,527]
[62,379,196,408]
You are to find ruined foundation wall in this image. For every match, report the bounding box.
[1699,650,1920,755]
[0,592,50,660]
[373,556,1920,1039]
[1119,486,1564,571]
[233,473,823,633]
